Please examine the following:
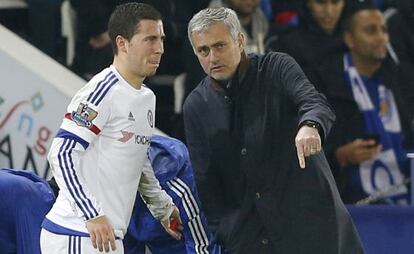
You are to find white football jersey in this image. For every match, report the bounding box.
[44,65,173,239]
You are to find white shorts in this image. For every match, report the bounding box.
[40,228,124,254]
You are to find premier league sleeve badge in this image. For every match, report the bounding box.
[71,103,98,128]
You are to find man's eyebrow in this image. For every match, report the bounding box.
[196,40,225,49]
[143,34,166,40]
[196,45,209,51]
[211,41,225,47]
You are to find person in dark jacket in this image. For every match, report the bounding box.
[385,0,414,65]
[313,0,414,204]
[183,7,363,254]
[267,0,347,79]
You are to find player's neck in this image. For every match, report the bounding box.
[112,58,144,89]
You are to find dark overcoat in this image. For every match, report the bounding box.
[183,52,364,254]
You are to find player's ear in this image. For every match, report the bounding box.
[116,35,128,53]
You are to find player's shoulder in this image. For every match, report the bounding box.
[141,83,156,97]
[86,67,117,88]
[73,67,120,104]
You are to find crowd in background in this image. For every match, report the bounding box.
[1,0,414,205]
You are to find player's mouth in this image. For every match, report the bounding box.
[149,61,160,67]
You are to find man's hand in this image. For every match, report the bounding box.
[86,215,116,252]
[295,126,321,169]
[89,32,111,49]
[160,206,183,240]
[335,139,382,168]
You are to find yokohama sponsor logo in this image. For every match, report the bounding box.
[135,135,151,145]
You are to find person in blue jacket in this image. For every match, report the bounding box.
[0,135,218,254]
[124,135,220,254]
[0,169,56,254]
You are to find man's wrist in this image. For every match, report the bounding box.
[85,214,105,223]
[299,120,322,134]
[160,203,175,221]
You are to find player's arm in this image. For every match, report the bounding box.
[48,132,116,252]
[138,155,182,240]
[48,79,117,252]
[48,135,103,220]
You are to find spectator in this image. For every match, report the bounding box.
[314,0,414,204]
[69,0,118,77]
[267,0,347,78]
[385,0,414,65]
[27,0,64,61]
[260,0,272,20]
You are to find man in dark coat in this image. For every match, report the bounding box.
[183,7,363,254]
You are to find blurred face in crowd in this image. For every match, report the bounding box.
[118,19,165,79]
[225,0,261,17]
[308,0,345,34]
[191,22,245,81]
[344,10,389,63]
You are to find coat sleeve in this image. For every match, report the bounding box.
[275,53,336,141]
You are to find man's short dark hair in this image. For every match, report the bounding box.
[108,2,162,54]
[342,0,377,33]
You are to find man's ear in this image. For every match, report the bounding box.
[238,32,245,50]
[116,35,128,53]
[343,31,353,50]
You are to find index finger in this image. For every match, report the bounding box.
[90,232,97,249]
[296,144,305,169]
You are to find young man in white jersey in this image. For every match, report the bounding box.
[40,3,182,253]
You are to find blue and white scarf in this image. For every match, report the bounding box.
[344,53,409,204]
